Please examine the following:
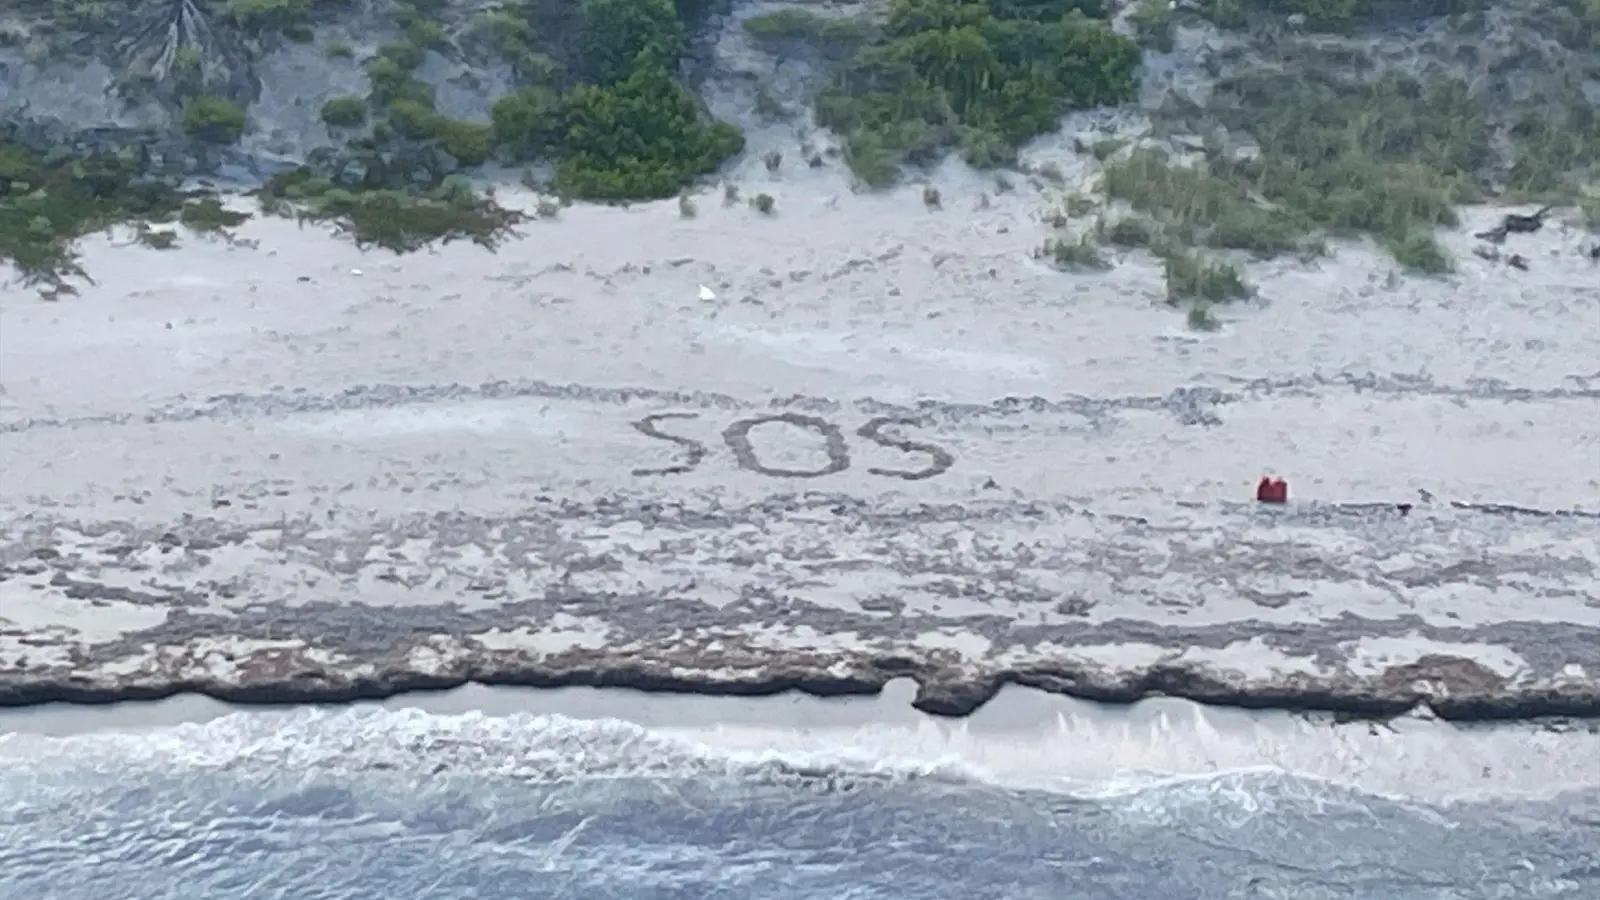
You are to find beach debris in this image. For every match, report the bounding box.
[351,267,364,276]
[1473,206,1552,244]
[698,284,717,301]
[1503,206,1552,234]
[1472,244,1532,271]
[1255,476,1288,504]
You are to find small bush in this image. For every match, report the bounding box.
[227,0,311,32]
[180,197,252,233]
[181,95,248,144]
[1187,301,1221,331]
[433,119,495,166]
[1385,230,1453,274]
[1104,215,1157,247]
[1162,250,1251,304]
[320,95,368,128]
[375,40,426,73]
[491,86,561,160]
[751,192,776,214]
[742,9,873,47]
[1045,235,1110,271]
[257,168,527,253]
[404,19,447,49]
[1130,0,1174,51]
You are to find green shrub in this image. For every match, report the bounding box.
[0,143,195,285]
[1129,0,1173,51]
[579,0,685,85]
[1046,234,1110,270]
[554,61,745,199]
[434,119,495,166]
[180,197,252,233]
[227,0,310,31]
[404,19,447,49]
[814,0,1139,186]
[1104,149,1310,256]
[257,168,526,253]
[1385,230,1453,274]
[742,9,874,46]
[385,97,439,139]
[1162,249,1251,303]
[491,86,563,159]
[320,95,368,127]
[1104,215,1157,247]
[181,95,248,143]
[375,40,427,72]
[1113,70,1487,265]
[171,46,203,88]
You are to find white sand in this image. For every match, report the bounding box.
[0,167,1596,722]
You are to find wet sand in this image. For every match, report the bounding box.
[1,171,1598,720]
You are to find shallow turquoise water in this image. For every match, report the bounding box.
[0,709,1592,900]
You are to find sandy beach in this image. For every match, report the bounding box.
[1,169,1598,719]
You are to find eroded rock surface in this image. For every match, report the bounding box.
[1,189,1598,718]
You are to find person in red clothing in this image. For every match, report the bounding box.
[1256,476,1288,504]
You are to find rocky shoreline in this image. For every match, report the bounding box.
[2,631,1598,722]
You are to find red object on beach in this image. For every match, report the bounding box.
[1257,476,1288,504]
[1270,478,1288,503]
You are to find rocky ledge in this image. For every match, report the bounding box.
[3,493,1600,720]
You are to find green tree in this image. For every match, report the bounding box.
[491,86,563,160]
[579,0,685,85]
[556,58,744,199]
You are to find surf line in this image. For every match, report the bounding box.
[629,412,955,481]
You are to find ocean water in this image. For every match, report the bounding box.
[0,705,1594,900]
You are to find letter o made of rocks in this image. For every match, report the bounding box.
[721,413,850,478]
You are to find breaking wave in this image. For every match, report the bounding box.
[0,702,1594,899]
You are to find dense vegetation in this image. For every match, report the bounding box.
[1097,70,1486,272]
[0,0,748,281]
[806,0,1141,186]
[0,140,246,292]
[8,0,1600,302]
[1200,0,1486,31]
